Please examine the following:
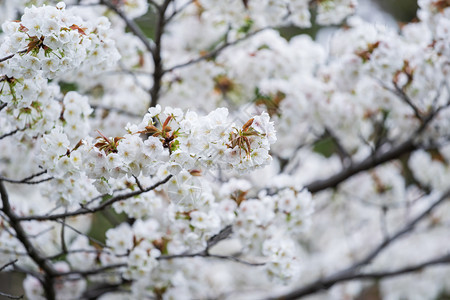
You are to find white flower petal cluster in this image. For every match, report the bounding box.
[0,74,61,136]
[104,221,161,280]
[72,105,276,195]
[0,2,120,79]
[196,0,356,29]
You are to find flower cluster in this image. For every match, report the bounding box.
[78,105,276,194]
[0,3,119,79]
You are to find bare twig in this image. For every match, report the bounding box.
[345,190,450,272]
[324,127,352,166]
[91,104,142,118]
[0,170,53,185]
[16,175,172,221]
[269,191,450,300]
[54,219,108,249]
[0,259,18,272]
[165,0,194,24]
[56,263,127,278]
[0,54,16,63]
[81,281,130,299]
[60,214,68,255]
[206,225,233,253]
[0,49,28,63]
[158,252,265,267]
[100,0,154,54]
[0,128,23,140]
[163,27,269,74]
[305,100,447,194]
[133,175,144,192]
[305,139,416,193]
[0,291,23,300]
[268,253,450,300]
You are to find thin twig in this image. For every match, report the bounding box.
[205,225,233,253]
[0,291,23,300]
[269,190,450,300]
[163,27,269,74]
[100,0,154,54]
[305,100,447,193]
[268,253,450,300]
[0,49,28,63]
[16,175,172,221]
[165,0,194,23]
[56,263,127,278]
[54,219,108,249]
[0,170,53,185]
[0,259,18,272]
[0,54,15,63]
[133,175,144,192]
[0,128,22,140]
[60,214,68,255]
[158,252,265,267]
[91,104,141,118]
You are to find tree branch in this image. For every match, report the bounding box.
[100,0,154,54]
[163,27,269,74]
[305,100,448,194]
[0,128,24,140]
[0,180,57,300]
[56,263,127,278]
[0,291,23,300]
[158,252,265,267]
[269,253,450,300]
[149,0,172,108]
[0,259,18,272]
[305,139,416,193]
[158,225,264,266]
[16,175,172,221]
[269,190,450,300]
[0,170,53,185]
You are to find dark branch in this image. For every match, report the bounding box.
[149,0,172,108]
[163,28,269,74]
[0,180,57,299]
[344,190,450,273]
[268,253,450,300]
[0,291,23,300]
[305,102,446,194]
[305,139,416,193]
[206,225,233,253]
[91,104,142,118]
[158,252,265,267]
[0,170,53,185]
[164,0,194,24]
[0,128,23,140]
[56,263,127,278]
[0,54,15,63]
[100,0,154,54]
[16,175,172,221]
[0,49,28,63]
[269,191,450,300]
[81,281,130,300]
[0,259,18,272]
